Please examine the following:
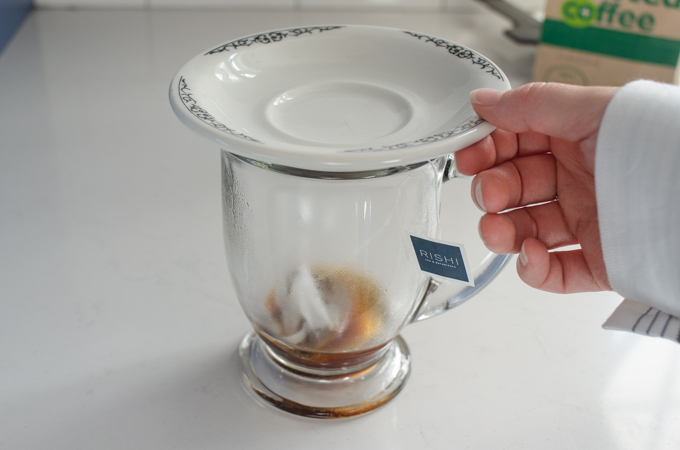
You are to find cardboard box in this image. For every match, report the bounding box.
[534,0,680,85]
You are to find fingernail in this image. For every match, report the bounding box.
[470,88,503,106]
[519,241,528,267]
[474,181,486,212]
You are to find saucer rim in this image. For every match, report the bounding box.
[169,24,511,172]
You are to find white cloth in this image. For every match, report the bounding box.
[596,80,680,342]
[602,299,680,343]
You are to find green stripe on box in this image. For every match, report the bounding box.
[541,19,680,67]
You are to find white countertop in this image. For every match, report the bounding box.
[1,8,679,450]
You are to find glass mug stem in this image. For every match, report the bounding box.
[223,151,508,418]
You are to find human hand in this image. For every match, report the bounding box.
[455,82,618,293]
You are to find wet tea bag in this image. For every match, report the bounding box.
[266,265,383,350]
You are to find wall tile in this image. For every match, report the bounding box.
[299,0,442,11]
[449,0,546,14]
[443,0,487,13]
[150,0,295,8]
[512,0,546,14]
[35,0,542,11]
[34,0,146,7]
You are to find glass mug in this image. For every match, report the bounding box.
[169,25,511,418]
[222,152,508,418]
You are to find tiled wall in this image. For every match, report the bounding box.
[33,0,546,15]
[33,0,449,8]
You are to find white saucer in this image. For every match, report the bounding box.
[169,25,511,172]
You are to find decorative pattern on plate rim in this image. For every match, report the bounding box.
[178,77,262,143]
[403,31,504,81]
[205,26,345,55]
[344,116,485,153]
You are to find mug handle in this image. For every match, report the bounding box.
[410,154,512,323]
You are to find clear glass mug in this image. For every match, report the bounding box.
[168,24,512,418]
[224,151,509,418]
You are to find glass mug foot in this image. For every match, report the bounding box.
[238,331,411,419]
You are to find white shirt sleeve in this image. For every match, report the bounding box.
[595,80,680,341]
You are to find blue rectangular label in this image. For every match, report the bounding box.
[410,235,473,285]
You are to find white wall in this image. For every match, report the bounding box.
[33,0,547,16]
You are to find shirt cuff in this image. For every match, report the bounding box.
[603,299,680,344]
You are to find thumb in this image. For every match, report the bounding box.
[470,82,618,143]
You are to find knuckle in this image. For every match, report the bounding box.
[512,82,549,106]
[506,82,552,132]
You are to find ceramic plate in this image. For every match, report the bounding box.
[170,25,511,172]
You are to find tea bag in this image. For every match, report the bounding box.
[266,265,383,350]
[266,266,347,346]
